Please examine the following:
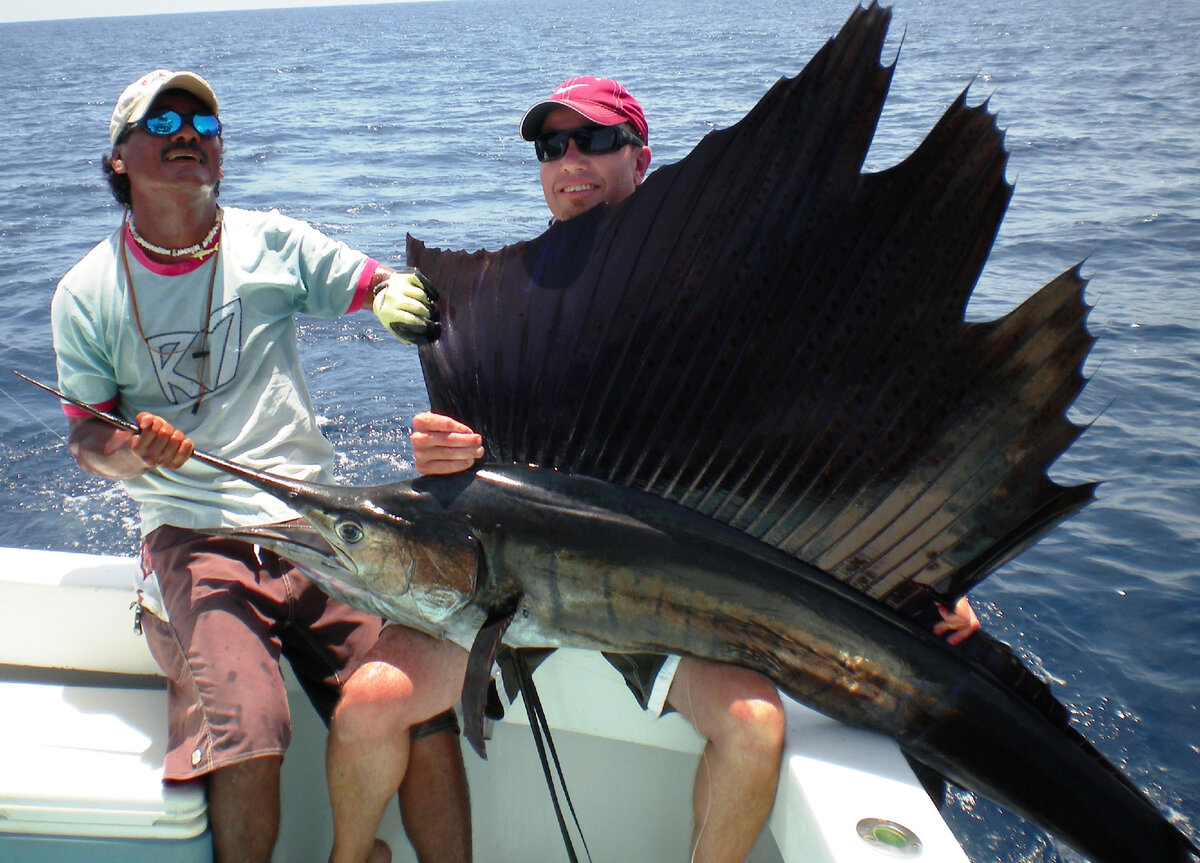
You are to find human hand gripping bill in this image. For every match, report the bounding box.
[373,267,441,343]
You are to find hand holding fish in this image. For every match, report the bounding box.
[372,268,440,344]
[130,412,194,469]
[933,596,980,645]
[410,411,484,475]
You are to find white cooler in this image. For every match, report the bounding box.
[0,548,211,862]
[0,678,210,861]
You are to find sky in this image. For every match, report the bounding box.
[0,0,446,25]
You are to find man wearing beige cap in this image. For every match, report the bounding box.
[51,69,468,863]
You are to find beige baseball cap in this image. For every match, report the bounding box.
[109,69,218,146]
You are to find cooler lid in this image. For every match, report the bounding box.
[0,680,207,839]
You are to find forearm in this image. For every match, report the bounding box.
[68,417,149,480]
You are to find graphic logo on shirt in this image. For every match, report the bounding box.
[146,298,241,405]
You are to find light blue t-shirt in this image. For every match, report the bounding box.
[51,206,377,536]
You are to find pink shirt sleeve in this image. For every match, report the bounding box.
[344,259,380,314]
[62,396,118,418]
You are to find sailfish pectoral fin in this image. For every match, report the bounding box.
[460,601,519,758]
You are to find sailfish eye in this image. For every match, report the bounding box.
[336,520,365,543]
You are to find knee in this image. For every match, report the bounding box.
[332,663,419,744]
[723,685,786,764]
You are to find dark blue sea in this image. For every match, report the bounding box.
[1,0,1197,860]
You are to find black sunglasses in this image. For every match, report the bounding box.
[133,109,222,139]
[534,125,644,163]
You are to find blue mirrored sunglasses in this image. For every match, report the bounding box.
[534,125,644,163]
[134,109,222,139]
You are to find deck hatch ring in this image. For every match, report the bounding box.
[856,818,923,857]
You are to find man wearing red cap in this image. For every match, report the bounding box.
[328,77,979,863]
[435,80,781,861]
[518,76,652,222]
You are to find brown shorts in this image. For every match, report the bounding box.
[602,651,678,715]
[140,525,454,781]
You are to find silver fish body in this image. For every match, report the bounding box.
[215,461,1195,863]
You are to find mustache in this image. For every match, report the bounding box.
[162,142,205,161]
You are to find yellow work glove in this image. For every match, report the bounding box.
[372,268,440,344]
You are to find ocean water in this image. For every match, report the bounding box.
[0,0,1197,860]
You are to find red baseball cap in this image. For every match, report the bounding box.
[520,76,648,144]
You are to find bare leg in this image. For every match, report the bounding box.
[666,658,785,863]
[207,755,283,863]
[401,729,472,862]
[327,625,470,863]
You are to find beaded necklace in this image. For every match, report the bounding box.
[128,212,221,259]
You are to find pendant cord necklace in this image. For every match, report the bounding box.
[121,208,223,415]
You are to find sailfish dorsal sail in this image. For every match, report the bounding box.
[411,2,1095,618]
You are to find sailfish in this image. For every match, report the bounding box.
[26,2,1197,861]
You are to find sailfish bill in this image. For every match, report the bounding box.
[22,2,1197,861]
